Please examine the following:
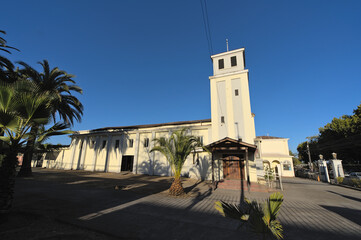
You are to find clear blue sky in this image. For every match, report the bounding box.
[2,0,361,152]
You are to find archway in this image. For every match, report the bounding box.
[272,160,281,175]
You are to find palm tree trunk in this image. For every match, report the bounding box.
[0,130,5,154]
[0,148,17,213]
[18,126,38,177]
[169,177,185,196]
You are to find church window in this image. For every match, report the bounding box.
[144,138,149,147]
[218,59,224,69]
[128,139,134,148]
[221,116,225,123]
[283,161,291,171]
[115,140,120,149]
[235,89,239,96]
[102,140,106,149]
[199,136,203,145]
[231,56,237,66]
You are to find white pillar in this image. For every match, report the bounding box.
[331,159,344,179]
[318,160,330,182]
[79,137,88,170]
[117,135,123,173]
[133,132,140,174]
[150,131,156,175]
[69,138,78,170]
[59,149,65,169]
[92,136,101,171]
[104,135,112,172]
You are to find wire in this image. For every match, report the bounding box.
[204,0,213,54]
[200,0,213,56]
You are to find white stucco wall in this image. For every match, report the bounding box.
[51,122,217,180]
[256,138,294,177]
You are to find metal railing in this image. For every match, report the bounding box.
[258,171,283,191]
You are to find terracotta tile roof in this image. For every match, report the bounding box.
[256,136,285,139]
[91,119,211,132]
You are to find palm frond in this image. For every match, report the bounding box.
[215,193,284,240]
[151,128,204,179]
[36,122,73,143]
[215,201,249,222]
[17,60,83,125]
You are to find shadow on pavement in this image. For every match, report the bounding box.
[327,190,361,203]
[320,205,361,226]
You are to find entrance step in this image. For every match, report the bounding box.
[217,179,272,192]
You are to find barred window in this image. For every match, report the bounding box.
[144,138,149,147]
[128,139,134,148]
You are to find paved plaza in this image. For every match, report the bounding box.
[2,169,361,239]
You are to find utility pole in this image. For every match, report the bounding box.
[306,141,313,172]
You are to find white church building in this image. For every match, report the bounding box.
[46,47,294,183]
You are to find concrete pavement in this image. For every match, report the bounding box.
[3,169,361,239]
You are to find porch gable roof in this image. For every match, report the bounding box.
[205,137,257,151]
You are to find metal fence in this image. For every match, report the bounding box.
[258,171,283,191]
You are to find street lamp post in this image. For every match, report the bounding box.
[306,141,313,172]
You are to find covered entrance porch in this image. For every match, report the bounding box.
[206,137,257,190]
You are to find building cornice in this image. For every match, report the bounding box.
[211,48,245,58]
[209,69,249,80]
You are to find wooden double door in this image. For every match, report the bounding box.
[222,155,245,180]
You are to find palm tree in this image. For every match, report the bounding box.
[215,192,284,240]
[0,83,50,212]
[17,60,83,177]
[0,30,19,84]
[150,128,204,196]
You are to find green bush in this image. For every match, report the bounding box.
[336,177,344,184]
[350,179,361,188]
[264,166,274,181]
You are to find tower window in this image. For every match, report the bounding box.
[218,59,224,69]
[115,140,120,149]
[144,138,149,147]
[231,56,237,66]
[221,116,225,123]
[102,140,107,149]
[235,89,239,96]
[128,139,134,148]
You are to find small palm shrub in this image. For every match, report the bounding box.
[336,177,344,184]
[215,192,284,240]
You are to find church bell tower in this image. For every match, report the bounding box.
[210,48,256,144]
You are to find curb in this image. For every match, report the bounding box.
[330,183,361,192]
